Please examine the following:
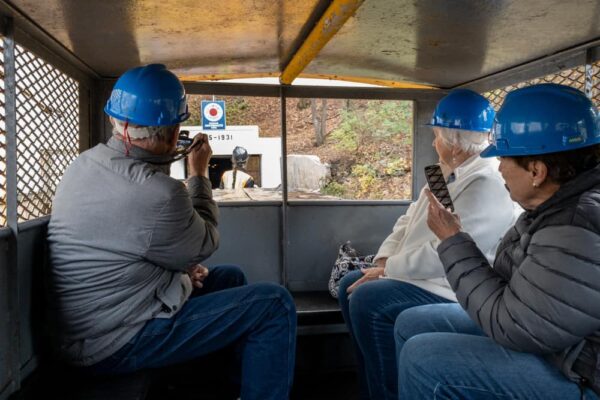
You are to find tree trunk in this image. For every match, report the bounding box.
[311,98,328,147]
[317,99,327,146]
[311,99,320,145]
[297,98,311,110]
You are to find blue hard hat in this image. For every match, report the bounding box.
[480,84,600,158]
[104,64,190,126]
[429,89,495,132]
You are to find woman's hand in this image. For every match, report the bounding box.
[187,264,209,288]
[347,266,385,294]
[425,189,462,241]
[374,258,387,269]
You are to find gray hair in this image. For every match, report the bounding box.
[111,118,176,141]
[437,127,489,155]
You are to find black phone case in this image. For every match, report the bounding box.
[176,130,194,151]
[424,164,454,212]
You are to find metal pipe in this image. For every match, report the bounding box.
[2,14,21,398]
[299,73,437,89]
[280,0,364,85]
[279,86,288,287]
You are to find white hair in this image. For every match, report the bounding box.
[437,127,489,155]
[111,118,176,141]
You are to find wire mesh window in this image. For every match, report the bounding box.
[11,44,79,222]
[483,62,600,109]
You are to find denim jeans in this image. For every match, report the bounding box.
[90,265,297,400]
[338,270,453,400]
[395,303,599,400]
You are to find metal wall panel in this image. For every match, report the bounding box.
[93,80,115,146]
[17,217,48,380]
[203,205,282,284]
[286,203,410,291]
[0,231,11,399]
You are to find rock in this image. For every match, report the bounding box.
[287,155,330,192]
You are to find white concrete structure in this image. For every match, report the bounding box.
[171,125,282,188]
[286,155,330,192]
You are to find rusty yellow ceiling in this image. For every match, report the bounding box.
[6,0,600,88]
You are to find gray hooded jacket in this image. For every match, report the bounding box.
[47,137,219,366]
[438,163,600,389]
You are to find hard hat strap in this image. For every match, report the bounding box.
[122,121,132,157]
[143,136,203,165]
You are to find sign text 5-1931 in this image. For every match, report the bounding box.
[208,134,233,141]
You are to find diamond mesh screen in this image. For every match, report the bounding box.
[483,62,600,109]
[13,44,79,222]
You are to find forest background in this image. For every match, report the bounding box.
[185,96,414,200]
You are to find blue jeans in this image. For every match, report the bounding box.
[91,265,297,400]
[338,270,453,400]
[395,303,599,399]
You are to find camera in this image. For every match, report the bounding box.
[176,130,194,152]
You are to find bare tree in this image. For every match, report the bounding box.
[297,98,311,110]
[311,98,328,146]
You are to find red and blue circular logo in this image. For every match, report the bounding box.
[203,102,224,122]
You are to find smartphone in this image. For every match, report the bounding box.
[424,164,454,212]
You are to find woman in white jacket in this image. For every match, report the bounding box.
[337,89,520,400]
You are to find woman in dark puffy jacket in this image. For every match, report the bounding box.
[395,84,600,399]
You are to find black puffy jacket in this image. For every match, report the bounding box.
[438,163,600,392]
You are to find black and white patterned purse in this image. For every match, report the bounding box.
[328,241,376,299]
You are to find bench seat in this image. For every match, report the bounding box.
[293,291,347,335]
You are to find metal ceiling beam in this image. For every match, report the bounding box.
[299,73,437,89]
[179,72,280,82]
[181,80,446,101]
[280,0,364,85]
[180,71,438,90]
[459,38,600,94]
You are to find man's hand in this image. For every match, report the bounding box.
[425,189,462,241]
[187,264,209,289]
[347,266,385,294]
[187,134,212,178]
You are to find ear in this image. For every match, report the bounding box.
[529,160,549,185]
[169,125,180,148]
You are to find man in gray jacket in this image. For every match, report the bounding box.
[47,64,296,400]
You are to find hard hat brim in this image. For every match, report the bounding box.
[479,144,500,158]
[105,105,190,126]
